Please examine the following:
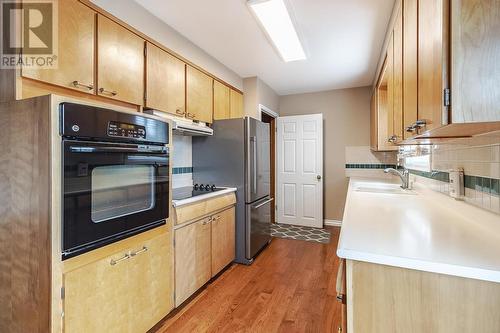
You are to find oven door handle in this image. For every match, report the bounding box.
[69,145,168,154]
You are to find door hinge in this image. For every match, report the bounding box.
[61,287,65,300]
[444,88,451,107]
[144,44,147,57]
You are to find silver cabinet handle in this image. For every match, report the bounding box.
[110,254,130,266]
[99,87,117,96]
[253,197,274,209]
[388,135,397,143]
[186,112,195,119]
[406,119,427,133]
[130,246,148,257]
[176,108,185,115]
[72,80,93,91]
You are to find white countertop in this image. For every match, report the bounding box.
[337,177,500,283]
[172,187,237,207]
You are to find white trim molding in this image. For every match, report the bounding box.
[324,219,342,227]
[259,104,279,118]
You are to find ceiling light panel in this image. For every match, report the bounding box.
[248,0,306,62]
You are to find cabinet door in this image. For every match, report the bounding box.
[22,0,95,94]
[97,15,144,105]
[451,0,500,123]
[127,232,174,333]
[418,0,449,132]
[403,0,418,139]
[64,230,173,333]
[392,8,403,142]
[174,217,212,306]
[146,43,186,116]
[64,248,132,333]
[230,89,244,118]
[370,92,378,151]
[213,80,231,120]
[211,207,235,276]
[186,66,213,123]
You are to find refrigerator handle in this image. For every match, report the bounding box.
[253,197,274,209]
[251,136,257,194]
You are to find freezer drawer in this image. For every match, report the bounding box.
[245,196,273,259]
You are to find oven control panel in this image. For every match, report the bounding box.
[107,121,146,139]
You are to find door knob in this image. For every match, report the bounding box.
[317,175,322,180]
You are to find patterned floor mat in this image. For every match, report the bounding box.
[270,223,331,244]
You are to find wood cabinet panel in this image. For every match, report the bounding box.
[418,0,449,132]
[213,80,231,120]
[127,232,174,333]
[349,260,500,333]
[392,8,403,142]
[174,218,212,306]
[186,66,213,123]
[386,32,395,146]
[146,43,185,116]
[211,207,235,276]
[403,0,418,139]
[230,89,244,119]
[370,92,378,151]
[22,0,95,94]
[97,15,144,105]
[451,0,500,123]
[173,193,236,226]
[64,230,173,333]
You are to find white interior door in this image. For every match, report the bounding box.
[277,114,323,228]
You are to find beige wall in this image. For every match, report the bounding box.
[279,86,372,221]
[91,0,243,90]
[243,77,280,119]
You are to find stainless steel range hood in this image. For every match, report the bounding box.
[172,118,213,136]
[145,110,213,136]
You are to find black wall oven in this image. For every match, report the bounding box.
[61,103,169,259]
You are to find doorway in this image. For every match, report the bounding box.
[260,105,277,223]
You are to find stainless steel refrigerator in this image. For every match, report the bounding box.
[192,117,272,265]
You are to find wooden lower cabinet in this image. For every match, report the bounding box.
[174,217,212,306]
[63,229,173,333]
[211,207,236,276]
[346,260,500,333]
[174,206,236,306]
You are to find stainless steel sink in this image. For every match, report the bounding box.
[355,185,417,195]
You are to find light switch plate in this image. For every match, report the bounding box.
[449,169,464,200]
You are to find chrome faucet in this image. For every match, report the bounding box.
[384,167,410,189]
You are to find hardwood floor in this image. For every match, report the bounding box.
[153,227,342,333]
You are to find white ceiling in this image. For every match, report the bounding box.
[133,0,395,95]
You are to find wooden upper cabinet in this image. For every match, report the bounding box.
[403,0,418,139]
[370,92,378,151]
[392,7,403,142]
[97,15,144,105]
[230,89,244,119]
[451,0,500,123]
[186,65,213,123]
[211,207,235,276]
[418,0,449,133]
[386,32,395,147]
[22,0,95,94]
[145,43,186,116]
[213,80,231,120]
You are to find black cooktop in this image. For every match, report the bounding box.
[172,185,224,200]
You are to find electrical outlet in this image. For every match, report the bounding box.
[449,169,464,200]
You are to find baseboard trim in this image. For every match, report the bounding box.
[324,219,342,227]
